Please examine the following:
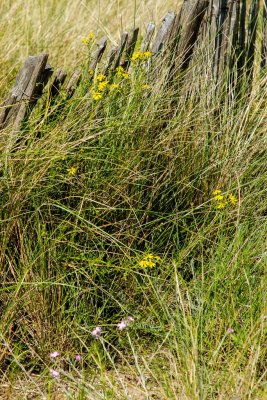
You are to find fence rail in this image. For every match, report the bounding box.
[0,0,265,131]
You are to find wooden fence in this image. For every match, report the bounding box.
[0,0,266,131]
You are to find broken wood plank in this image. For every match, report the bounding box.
[48,69,67,102]
[90,37,108,72]
[152,11,176,54]
[0,54,52,130]
[121,27,139,70]
[65,69,82,99]
[246,0,259,78]
[102,45,117,75]
[217,0,239,76]
[113,32,128,70]
[140,22,155,52]
[175,0,209,71]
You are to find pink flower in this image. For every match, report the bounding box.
[127,316,134,322]
[117,320,127,331]
[91,326,101,339]
[50,369,60,378]
[226,327,234,334]
[49,351,60,358]
[75,354,81,361]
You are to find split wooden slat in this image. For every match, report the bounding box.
[246,0,259,78]
[65,69,82,99]
[175,0,209,71]
[102,46,117,75]
[0,54,52,130]
[121,27,139,70]
[48,69,67,103]
[113,32,128,70]
[152,12,176,54]
[90,37,108,72]
[237,0,247,73]
[217,0,239,76]
[140,22,156,52]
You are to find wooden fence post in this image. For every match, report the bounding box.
[0,54,52,131]
[141,22,155,52]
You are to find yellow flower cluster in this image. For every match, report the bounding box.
[82,32,94,45]
[109,83,121,92]
[142,84,151,90]
[139,254,161,268]
[67,166,77,176]
[212,189,238,209]
[116,66,130,79]
[92,73,122,101]
[92,91,102,101]
[131,51,152,61]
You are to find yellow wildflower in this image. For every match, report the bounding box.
[96,73,106,82]
[92,91,102,101]
[138,254,161,268]
[229,194,237,205]
[143,51,152,58]
[82,37,88,45]
[216,201,227,209]
[213,194,224,201]
[88,32,94,40]
[139,259,155,268]
[131,51,143,61]
[98,80,109,91]
[116,66,130,79]
[67,166,77,176]
[88,69,94,76]
[213,189,222,195]
[109,83,120,92]
[142,84,151,90]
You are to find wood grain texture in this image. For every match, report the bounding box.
[102,46,117,75]
[152,11,176,54]
[0,54,52,130]
[141,22,155,52]
[121,27,139,70]
[90,37,108,72]
[113,32,128,69]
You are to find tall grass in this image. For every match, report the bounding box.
[0,1,267,398]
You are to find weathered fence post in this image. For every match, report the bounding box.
[141,22,156,52]
[0,54,52,130]
[121,27,139,70]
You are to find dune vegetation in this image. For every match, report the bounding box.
[0,0,266,398]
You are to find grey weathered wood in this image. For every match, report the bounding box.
[49,69,67,102]
[152,12,176,54]
[113,32,128,70]
[0,54,52,130]
[237,0,246,74]
[175,0,209,70]
[217,0,239,76]
[246,0,259,78]
[65,69,82,99]
[90,37,108,72]
[140,22,155,52]
[121,27,139,70]
[102,45,117,75]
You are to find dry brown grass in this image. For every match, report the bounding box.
[0,0,181,80]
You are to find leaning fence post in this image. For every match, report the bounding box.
[152,12,176,55]
[141,22,156,52]
[121,27,139,70]
[0,54,52,131]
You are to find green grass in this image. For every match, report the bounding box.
[0,1,267,398]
